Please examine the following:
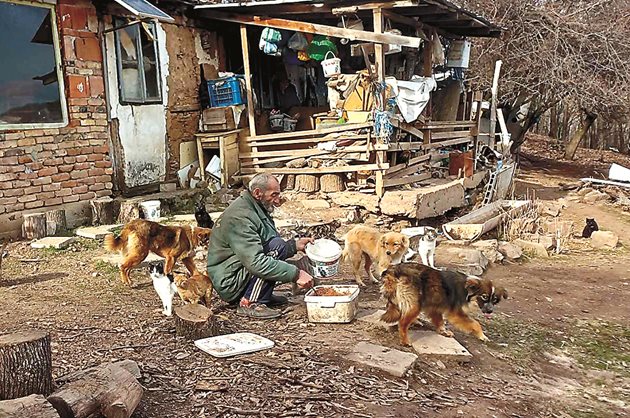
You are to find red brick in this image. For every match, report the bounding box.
[89,183,105,191]
[0,197,18,205]
[18,195,37,203]
[104,168,113,175]
[38,167,59,176]
[18,155,34,164]
[54,149,68,157]
[64,156,77,164]
[33,177,53,186]
[95,190,111,197]
[75,155,88,163]
[63,36,76,60]
[58,4,88,30]
[75,163,91,171]
[61,180,78,189]
[43,183,62,192]
[38,192,56,200]
[43,158,64,166]
[79,192,96,201]
[66,148,83,156]
[25,200,44,209]
[38,151,53,159]
[24,130,45,137]
[96,175,111,183]
[17,172,37,180]
[3,189,24,197]
[45,198,63,206]
[36,136,55,144]
[52,173,71,182]
[89,76,104,97]
[92,146,109,154]
[87,153,103,162]
[94,160,112,168]
[25,162,44,171]
[24,186,42,194]
[72,185,88,194]
[58,165,74,173]
[67,75,90,98]
[75,36,101,62]
[17,138,36,147]
[87,168,105,176]
[4,133,24,140]
[13,180,31,188]
[0,173,16,182]
[0,157,18,165]
[63,195,80,203]
[71,170,88,179]
[56,189,72,197]
[4,149,24,157]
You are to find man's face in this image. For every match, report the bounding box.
[252,178,282,212]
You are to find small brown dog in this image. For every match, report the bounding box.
[173,272,213,306]
[380,263,508,346]
[342,225,410,286]
[104,219,211,286]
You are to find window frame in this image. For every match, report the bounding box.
[0,0,68,131]
[113,19,163,105]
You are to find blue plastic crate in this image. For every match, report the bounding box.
[207,75,245,107]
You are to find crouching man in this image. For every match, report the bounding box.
[207,173,314,319]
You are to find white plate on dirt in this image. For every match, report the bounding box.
[194,333,274,358]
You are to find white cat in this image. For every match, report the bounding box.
[149,262,178,316]
[417,226,438,269]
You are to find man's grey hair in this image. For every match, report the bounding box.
[248,173,278,193]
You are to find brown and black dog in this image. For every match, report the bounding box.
[380,262,508,346]
[104,219,211,286]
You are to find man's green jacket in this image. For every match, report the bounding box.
[206,190,298,302]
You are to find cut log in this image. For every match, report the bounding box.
[91,197,119,226]
[0,394,60,418]
[174,304,218,340]
[22,213,47,240]
[45,209,67,236]
[0,330,53,400]
[285,174,296,190]
[56,360,141,385]
[47,363,142,418]
[117,202,141,224]
[294,174,319,192]
[320,174,345,192]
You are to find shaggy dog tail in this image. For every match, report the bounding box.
[380,301,402,323]
[104,234,125,253]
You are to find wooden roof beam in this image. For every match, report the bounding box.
[381,10,429,41]
[332,1,419,15]
[202,11,422,48]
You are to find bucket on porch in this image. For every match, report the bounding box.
[321,51,341,78]
[140,200,161,221]
[305,238,342,278]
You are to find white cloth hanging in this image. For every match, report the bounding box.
[386,75,437,123]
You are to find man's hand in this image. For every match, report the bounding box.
[295,270,314,289]
[296,237,314,252]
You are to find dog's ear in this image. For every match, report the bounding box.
[401,234,410,248]
[498,287,508,299]
[465,277,481,294]
[378,234,387,248]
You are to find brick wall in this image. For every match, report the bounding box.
[0,0,113,219]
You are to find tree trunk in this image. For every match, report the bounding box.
[45,209,67,236]
[0,394,60,418]
[117,202,141,224]
[549,104,559,139]
[320,174,345,193]
[22,213,48,240]
[47,363,142,418]
[174,304,217,340]
[0,331,53,400]
[91,197,119,226]
[564,111,597,160]
[294,175,319,192]
[285,175,296,190]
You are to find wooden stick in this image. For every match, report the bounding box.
[430,130,474,140]
[489,60,503,148]
[383,172,431,188]
[246,122,371,142]
[241,163,389,175]
[422,137,473,150]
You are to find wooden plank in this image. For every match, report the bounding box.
[388,142,425,151]
[241,163,389,175]
[240,145,377,159]
[384,154,431,177]
[421,121,477,129]
[385,161,428,179]
[246,122,371,142]
[250,134,368,147]
[381,10,430,41]
[430,130,473,140]
[240,26,256,137]
[383,172,432,188]
[241,151,328,167]
[205,11,422,48]
[373,8,386,199]
[422,137,473,150]
[332,2,418,14]
[489,60,503,146]
[391,119,425,141]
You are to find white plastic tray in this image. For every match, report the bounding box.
[194,332,274,358]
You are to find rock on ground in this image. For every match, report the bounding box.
[435,245,488,275]
[409,330,472,362]
[582,190,609,203]
[380,181,466,219]
[75,225,120,240]
[472,240,503,263]
[31,236,76,249]
[345,342,417,377]
[356,309,394,329]
[498,241,523,260]
[590,230,619,249]
[513,239,549,258]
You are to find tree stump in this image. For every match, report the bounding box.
[91,197,119,226]
[0,330,53,400]
[174,304,218,340]
[0,394,60,418]
[320,174,345,192]
[117,202,140,224]
[47,363,142,418]
[22,213,48,240]
[295,174,319,192]
[285,174,296,190]
[45,209,67,236]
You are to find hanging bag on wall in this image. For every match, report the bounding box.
[261,27,282,43]
[288,32,308,51]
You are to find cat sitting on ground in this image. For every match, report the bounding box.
[582,218,599,238]
[148,262,178,316]
[403,226,439,269]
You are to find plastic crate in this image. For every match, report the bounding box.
[207,76,245,107]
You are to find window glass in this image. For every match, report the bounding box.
[116,25,143,102]
[0,1,65,126]
[140,23,160,100]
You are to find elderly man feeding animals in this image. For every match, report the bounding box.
[207,173,315,319]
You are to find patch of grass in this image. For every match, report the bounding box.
[39,247,64,257]
[484,316,555,364]
[75,238,100,251]
[568,406,617,418]
[94,260,119,277]
[109,225,123,236]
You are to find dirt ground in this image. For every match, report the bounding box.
[1,137,629,417]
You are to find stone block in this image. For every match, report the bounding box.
[461,170,488,190]
[513,239,549,258]
[435,245,488,275]
[414,182,466,220]
[31,236,76,249]
[301,199,331,209]
[576,187,594,196]
[356,309,395,329]
[498,241,523,260]
[330,191,379,213]
[345,342,417,377]
[591,231,619,249]
[409,330,472,362]
[75,225,119,240]
[472,239,503,263]
[583,190,609,203]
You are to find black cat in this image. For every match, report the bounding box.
[582,218,599,238]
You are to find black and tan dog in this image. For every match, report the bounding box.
[380,262,508,346]
[105,219,211,286]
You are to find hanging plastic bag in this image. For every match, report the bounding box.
[431,29,445,66]
[288,32,308,51]
[306,35,338,62]
[297,51,310,62]
[261,27,282,43]
[259,38,280,56]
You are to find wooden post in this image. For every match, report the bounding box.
[373,8,386,198]
[45,209,67,236]
[241,25,256,137]
[0,331,53,400]
[489,60,503,149]
[174,304,218,340]
[22,213,47,240]
[0,394,60,418]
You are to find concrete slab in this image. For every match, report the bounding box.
[409,330,472,362]
[76,225,120,240]
[345,342,417,377]
[329,191,380,213]
[301,200,331,209]
[356,309,395,329]
[96,252,163,267]
[380,180,466,220]
[31,236,76,250]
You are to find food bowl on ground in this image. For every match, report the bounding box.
[304,284,360,323]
